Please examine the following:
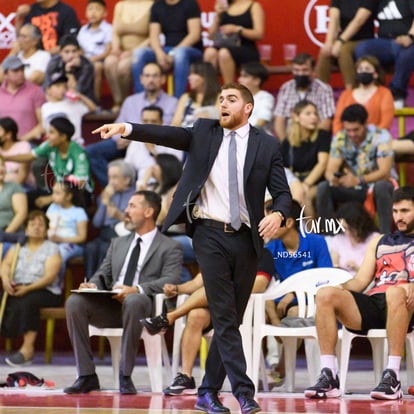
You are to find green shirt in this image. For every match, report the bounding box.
[33,141,94,192]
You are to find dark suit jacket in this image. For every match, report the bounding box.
[126,119,292,254]
[89,230,182,295]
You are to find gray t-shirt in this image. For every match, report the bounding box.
[0,182,25,230]
[14,240,61,295]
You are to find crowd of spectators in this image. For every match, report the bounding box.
[1,0,414,401]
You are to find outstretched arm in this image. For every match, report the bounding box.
[93,122,127,139]
[93,122,193,151]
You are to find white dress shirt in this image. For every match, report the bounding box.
[115,227,158,289]
[194,123,250,226]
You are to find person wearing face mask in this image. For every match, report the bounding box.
[333,55,394,135]
[273,53,335,141]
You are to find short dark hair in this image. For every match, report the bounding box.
[0,117,18,141]
[287,199,303,230]
[340,104,368,125]
[26,210,49,230]
[141,105,164,120]
[59,34,80,50]
[49,116,75,140]
[241,62,269,86]
[392,186,414,204]
[292,52,315,68]
[142,62,163,76]
[135,190,162,221]
[87,0,106,6]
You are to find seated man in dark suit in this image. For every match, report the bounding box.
[63,190,183,395]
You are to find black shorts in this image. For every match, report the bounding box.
[347,292,387,335]
[401,130,414,142]
[348,291,414,335]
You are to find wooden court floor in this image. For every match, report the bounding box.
[0,352,412,413]
[0,390,413,413]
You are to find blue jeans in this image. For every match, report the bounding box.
[171,234,197,283]
[85,139,126,188]
[131,46,203,98]
[354,38,414,99]
[58,243,84,288]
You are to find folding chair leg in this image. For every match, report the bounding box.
[44,318,55,364]
[259,348,269,392]
[98,336,106,359]
[5,338,12,353]
[106,336,122,389]
[283,337,298,392]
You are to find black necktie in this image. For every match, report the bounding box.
[124,238,141,286]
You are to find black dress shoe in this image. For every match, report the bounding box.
[195,392,230,413]
[120,375,137,395]
[238,393,261,414]
[64,374,100,394]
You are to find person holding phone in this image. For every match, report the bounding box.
[317,104,397,234]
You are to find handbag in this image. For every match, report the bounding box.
[213,31,241,48]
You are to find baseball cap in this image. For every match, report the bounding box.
[2,56,26,72]
[47,71,68,88]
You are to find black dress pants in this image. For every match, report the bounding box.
[192,224,258,398]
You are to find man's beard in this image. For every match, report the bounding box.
[397,217,414,235]
[219,112,243,129]
[124,220,135,231]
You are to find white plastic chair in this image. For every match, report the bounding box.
[251,267,353,392]
[171,293,255,381]
[339,326,414,393]
[88,293,170,392]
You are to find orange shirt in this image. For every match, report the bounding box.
[333,86,394,135]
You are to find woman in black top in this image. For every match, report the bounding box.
[204,0,264,84]
[282,100,331,218]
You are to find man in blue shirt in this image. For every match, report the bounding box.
[265,199,332,384]
[266,200,332,281]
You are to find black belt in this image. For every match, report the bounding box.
[196,219,248,233]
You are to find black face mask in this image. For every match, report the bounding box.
[294,75,311,89]
[357,72,374,86]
